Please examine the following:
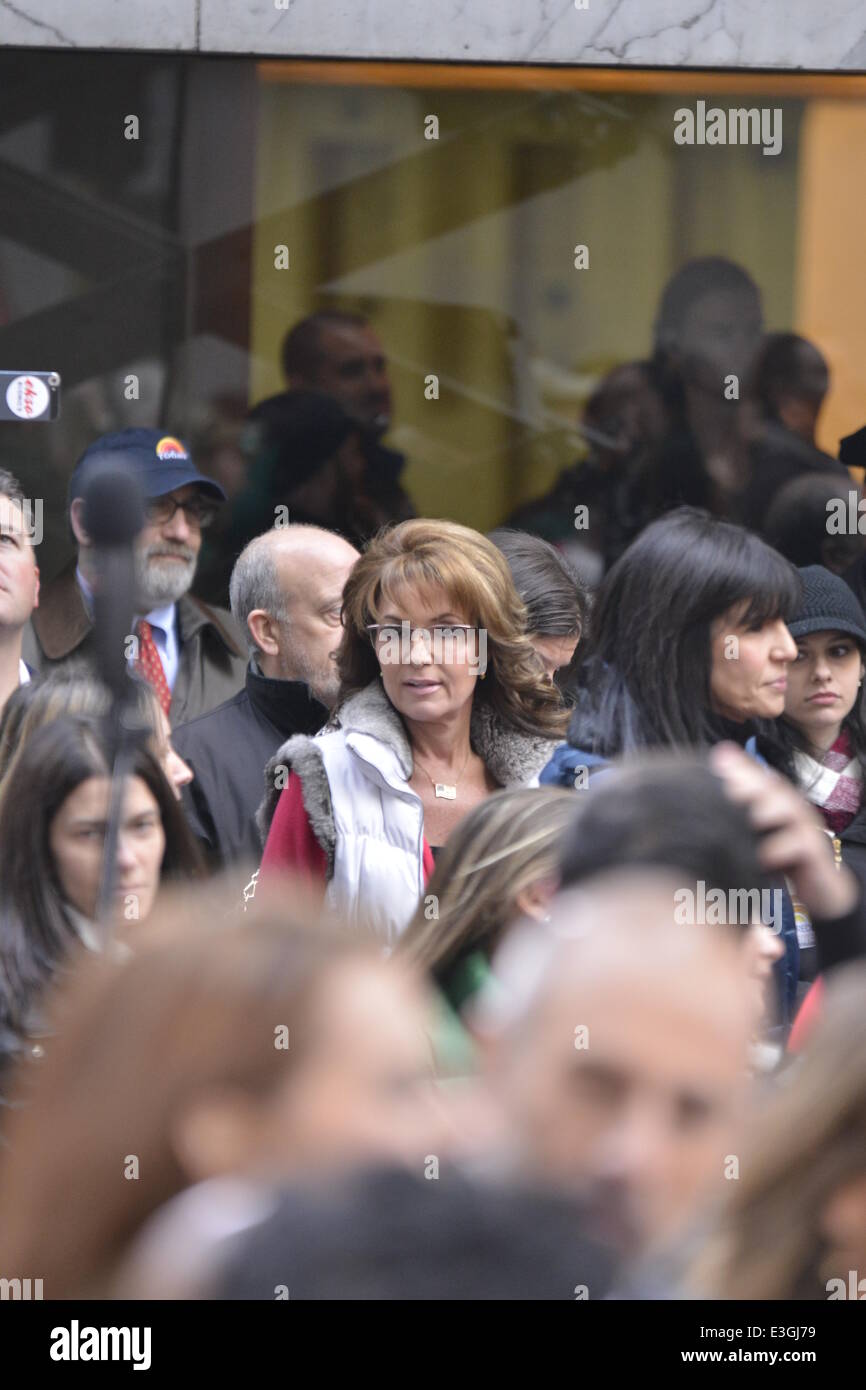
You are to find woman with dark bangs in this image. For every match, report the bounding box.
[257,520,569,944]
[540,507,864,1029]
[542,507,802,770]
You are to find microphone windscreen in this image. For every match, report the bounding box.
[82,459,145,546]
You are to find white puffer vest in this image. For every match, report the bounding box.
[257,680,562,945]
[319,726,426,944]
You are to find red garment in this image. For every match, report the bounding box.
[135,618,172,717]
[261,772,327,884]
[817,728,861,835]
[788,978,824,1051]
[261,771,435,887]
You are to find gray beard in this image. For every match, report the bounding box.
[277,633,341,708]
[135,550,198,608]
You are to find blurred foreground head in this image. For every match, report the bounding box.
[558,752,785,1027]
[697,962,866,1300]
[478,871,753,1260]
[215,1166,617,1301]
[0,884,442,1298]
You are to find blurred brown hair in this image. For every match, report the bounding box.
[0,878,379,1299]
[398,787,573,981]
[696,963,866,1300]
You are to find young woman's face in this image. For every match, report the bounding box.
[783,630,865,749]
[49,774,166,926]
[709,604,797,722]
[371,582,481,726]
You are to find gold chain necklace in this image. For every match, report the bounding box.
[412,746,472,800]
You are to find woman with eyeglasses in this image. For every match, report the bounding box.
[257,520,569,943]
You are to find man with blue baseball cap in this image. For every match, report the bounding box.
[23,429,246,725]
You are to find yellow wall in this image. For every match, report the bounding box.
[796,101,866,462]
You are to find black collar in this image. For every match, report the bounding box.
[246,660,328,738]
[713,715,757,748]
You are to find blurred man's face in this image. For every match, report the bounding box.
[0,494,39,631]
[305,324,393,435]
[491,916,750,1258]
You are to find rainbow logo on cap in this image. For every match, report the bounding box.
[155,435,188,461]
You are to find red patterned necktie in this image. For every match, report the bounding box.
[134,618,171,717]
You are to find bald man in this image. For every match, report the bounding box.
[478,871,753,1265]
[173,525,359,866]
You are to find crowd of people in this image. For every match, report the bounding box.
[2,256,866,1300]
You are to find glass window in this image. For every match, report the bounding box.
[1,51,864,592]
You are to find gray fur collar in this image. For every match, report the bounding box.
[256,680,561,869]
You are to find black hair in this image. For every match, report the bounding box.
[217,1166,616,1301]
[567,507,801,756]
[748,332,829,420]
[559,753,772,929]
[764,473,855,570]
[486,528,587,638]
[280,311,370,383]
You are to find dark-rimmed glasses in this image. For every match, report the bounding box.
[146,494,220,528]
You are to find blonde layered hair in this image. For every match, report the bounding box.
[398,787,575,979]
[337,519,569,739]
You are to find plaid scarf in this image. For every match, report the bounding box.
[792,727,863,834]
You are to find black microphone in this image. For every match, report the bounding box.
[81,460,147,934]
[82,460,146,708]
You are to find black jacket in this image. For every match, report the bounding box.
[172,661,328,868]
[362,439,415,523]
[734,423,849,533]
[834,803,866,917]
